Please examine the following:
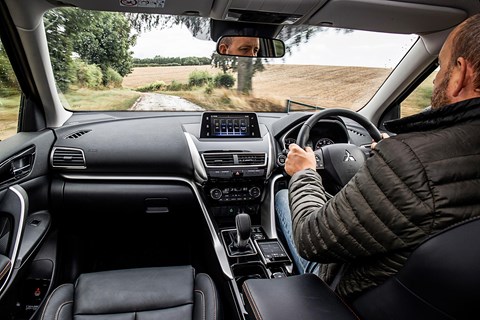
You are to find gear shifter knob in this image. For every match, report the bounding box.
[235,213,251,250]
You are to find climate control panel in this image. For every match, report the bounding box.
[209,186,261,202]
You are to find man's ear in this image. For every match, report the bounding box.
[451,57,468,98]
[218,44,228,54]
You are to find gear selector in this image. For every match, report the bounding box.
[224,213,255,256]
[235,213,251,251]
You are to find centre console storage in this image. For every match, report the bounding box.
[242,274,358,320]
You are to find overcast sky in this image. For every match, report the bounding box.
[132,25,417,69]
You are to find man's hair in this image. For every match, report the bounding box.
[450,13,480,89]
[219,36,233,47]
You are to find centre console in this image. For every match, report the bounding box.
[185,112,293,319]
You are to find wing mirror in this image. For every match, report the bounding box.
[216,35,285,58]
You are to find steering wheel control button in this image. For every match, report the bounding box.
[314,152,324,169]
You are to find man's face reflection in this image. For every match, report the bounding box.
[219,37,259,57]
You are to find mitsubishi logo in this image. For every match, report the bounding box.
[343,150,356,162]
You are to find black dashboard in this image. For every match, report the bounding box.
[49,111,372,224]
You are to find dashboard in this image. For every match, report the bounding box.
[48,111,372,228]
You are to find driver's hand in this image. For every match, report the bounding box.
[371,133,390,149]
[285,144,317,176]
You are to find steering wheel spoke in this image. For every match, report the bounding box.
[314,149,325,170]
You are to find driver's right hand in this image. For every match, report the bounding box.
[285,144,317,176]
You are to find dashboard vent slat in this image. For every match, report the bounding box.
[203,154,235,167]
[65,130,91,139]
[237,153,266,166]
[202,152,267,167]
[51,148,86,169]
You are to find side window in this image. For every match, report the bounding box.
[0,39,21,141]
[400,71,436,118]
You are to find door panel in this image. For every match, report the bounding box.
[0,130,55,319]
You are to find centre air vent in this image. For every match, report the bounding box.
[51,147,86,169]
[202,152,266,167]
[237,153,266,165]
[203,153,235,167]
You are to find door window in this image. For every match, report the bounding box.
[0,39,21,141]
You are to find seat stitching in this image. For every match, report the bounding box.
[55,301,73,320]
[202,273,217,320]
[40,284,72,320]
[242,283,262,320]
[194,290,206,320]
[0,260,11,281]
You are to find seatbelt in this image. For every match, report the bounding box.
[329,263,347,290]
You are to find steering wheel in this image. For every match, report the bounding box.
[296,109,382,192]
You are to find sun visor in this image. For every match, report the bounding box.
[308,0,467,34]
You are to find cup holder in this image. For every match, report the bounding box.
[232,262,268,288]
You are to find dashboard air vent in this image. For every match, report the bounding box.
[203,153,235,167]
[202,152,267,167]
[65,130,91,139]
[237,153,266,166]
[51,147,86,169]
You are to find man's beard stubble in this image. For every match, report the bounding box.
[430,67,452,109]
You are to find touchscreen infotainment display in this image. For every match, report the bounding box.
[200,112,261,138]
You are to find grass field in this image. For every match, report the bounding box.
[0,95,20,141]
[62,88,140,111]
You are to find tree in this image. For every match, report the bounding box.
[44,8,136,89]
[63,10,137,83]
[128,15,265,94]
[44,10,74,91]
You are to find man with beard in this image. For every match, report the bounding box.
[276,13,480,300]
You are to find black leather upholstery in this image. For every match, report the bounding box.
[243,273,358,320]
[353,218,480,320]
[37,266,220,320]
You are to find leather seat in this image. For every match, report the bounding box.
[352,218,480,319]
[243,218,480,320]
[37,266,220,320]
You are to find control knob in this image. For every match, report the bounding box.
[249,187,261,198]
[210,188,222,200]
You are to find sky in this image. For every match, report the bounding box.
[132,25,418,69]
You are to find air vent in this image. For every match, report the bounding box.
[203,153,235,167]
[202,152,267,167]
[51,147,86,169]
[65,130,91,139]
[237,153,266,166]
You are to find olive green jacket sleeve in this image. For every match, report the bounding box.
[288,138,435,264]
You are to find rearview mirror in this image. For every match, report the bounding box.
[216,36,285,58]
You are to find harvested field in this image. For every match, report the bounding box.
[123,64,391,110]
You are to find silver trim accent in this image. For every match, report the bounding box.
[262,174,283,239]
[51,147,86,169]
[60,174,233,279]
[201,152,267,168]
[265,132,274,177]
[184,132,208,183]
[0,185,27,293]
